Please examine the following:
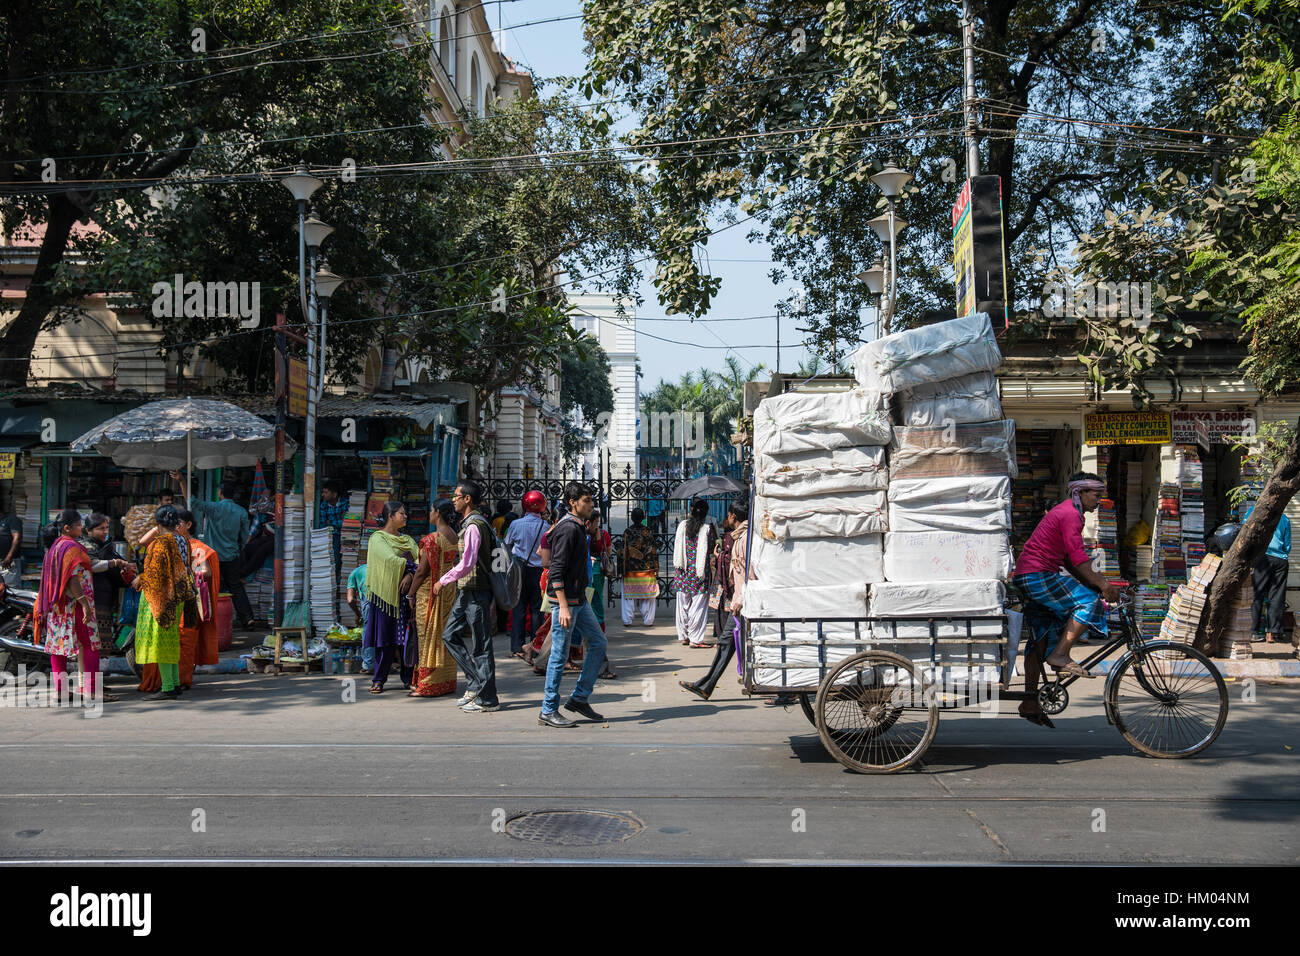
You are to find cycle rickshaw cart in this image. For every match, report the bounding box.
[742,591,1230,773]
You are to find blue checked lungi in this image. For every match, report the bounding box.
[1012,571,1107,658]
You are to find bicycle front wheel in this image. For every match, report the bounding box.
[1107,641,1228,758]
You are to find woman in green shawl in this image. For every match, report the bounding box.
[363,501,420,694]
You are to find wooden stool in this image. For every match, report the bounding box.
[271,626,309,667]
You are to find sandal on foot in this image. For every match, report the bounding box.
[680,680,710,700]
[1048,660,1095,679]
[369,684,384,694]
[1019,709,1055,728]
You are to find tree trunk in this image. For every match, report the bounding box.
[0,196,79,387]
[1197,422,1300,653]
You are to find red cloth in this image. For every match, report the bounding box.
[33,535,93,647]
[1014,499,1091,575]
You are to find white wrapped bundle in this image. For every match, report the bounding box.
[749,534,884,588]
[742,580,867,621]
[896,370,1002,426]
[753,387,891,456]
[889,419,1018,480]
[869,578,1005,685]
[851,313,1001,394]
[887,475,1012,534]
[750,622,868,689]
[756,445,887,497]
[883,530,1013,582]
[758,491,887,541]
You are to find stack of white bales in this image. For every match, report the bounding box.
[744,386,893,689]
[851,313,1014,688]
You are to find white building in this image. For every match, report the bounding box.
[568,293,638,479]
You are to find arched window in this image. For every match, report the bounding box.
[484,82,493,113]
[470,53,481,116]
[438,8,453,79]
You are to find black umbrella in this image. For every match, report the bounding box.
[670,474,747,499]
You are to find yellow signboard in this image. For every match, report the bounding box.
[289,359,308,418]
[1083,411,1172,446]
[0,454,14,480]
[953,179,974,317]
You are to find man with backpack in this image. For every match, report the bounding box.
[432,480,501,713]
[538,481,607,728]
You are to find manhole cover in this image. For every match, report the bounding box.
[504,810,643,846]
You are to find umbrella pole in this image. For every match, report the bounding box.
[186,430,193,510]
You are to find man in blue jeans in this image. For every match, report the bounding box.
[538,481,606,728]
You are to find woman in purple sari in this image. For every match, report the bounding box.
[363,501,420,694]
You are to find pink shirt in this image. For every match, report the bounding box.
[437,522,481,587]
[1015,499,1090,575]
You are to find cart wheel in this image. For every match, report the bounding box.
[798,693,817,726]
[815,650,938,774]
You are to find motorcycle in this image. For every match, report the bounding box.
[0,580,141,679]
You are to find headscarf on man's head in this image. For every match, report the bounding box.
[1068,477,1106,517]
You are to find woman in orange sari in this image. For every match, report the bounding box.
[407,502,460,698]
[176,508,219,689]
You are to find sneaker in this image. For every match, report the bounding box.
[462,702,499,713]
[457,691,477,707]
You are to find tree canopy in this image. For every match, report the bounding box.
[581,0,1269,365]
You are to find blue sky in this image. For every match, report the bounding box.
[499,0,832,390]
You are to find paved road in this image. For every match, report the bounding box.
[2,613,1296,864]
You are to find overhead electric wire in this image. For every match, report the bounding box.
[2,155,875,366]
[0,113,963,194]
[2,58,929,168]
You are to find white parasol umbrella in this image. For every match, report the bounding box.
[69,397,295,501]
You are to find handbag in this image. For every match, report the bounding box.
[707,582,723,611]
[196,575,213,622]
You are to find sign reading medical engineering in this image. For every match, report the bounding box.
[1083,411,1173,445]
[952,175,1009,329]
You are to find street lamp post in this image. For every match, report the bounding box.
[856,262,885,339]
[277,166,321,625]
[867,160,913,335]
[300,214,334,602]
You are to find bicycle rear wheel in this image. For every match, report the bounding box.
[1107,641,1228,757]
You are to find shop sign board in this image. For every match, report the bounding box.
[1083,411,1172,445]
[1171,410,1254,445]
[952,175,1009,328]
[288,359,308,418]
[0,453,14,480]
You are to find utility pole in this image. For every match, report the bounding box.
[962,0,981,178]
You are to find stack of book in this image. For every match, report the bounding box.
[281,493,305,604]
[370,456,397,498]
[1095,497,1118,575]
[1219,577,1256,660]
[18,459,43,549]
[309,526,337,637]
[1137,584,1169,639]
[1179,451,1206,569]
[1156,481,1185,584]
[1159,553,1220,643]
[338,489,367,619]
